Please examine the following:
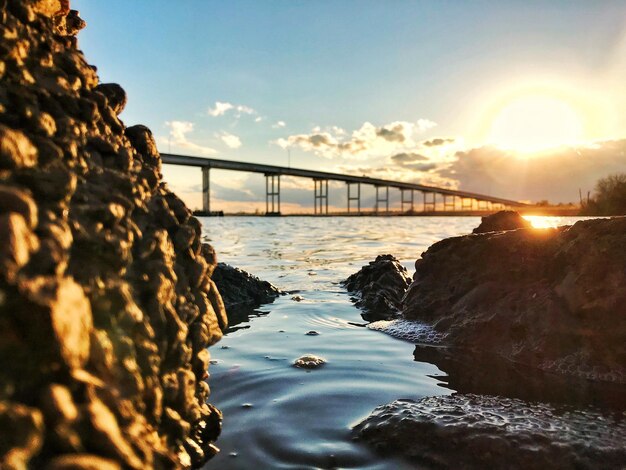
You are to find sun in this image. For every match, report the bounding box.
[487,94,585,153]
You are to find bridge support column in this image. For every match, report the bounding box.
[347,182,361,214]
[202,166,210,213]
[461,197,472,211]
[314,179,329,215]
[443,194,455,212]
[375,185,389,214]
[401,189,415,213]
[265,173,281,215]
[423,192,436,212]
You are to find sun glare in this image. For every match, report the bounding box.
[487,94,585,153]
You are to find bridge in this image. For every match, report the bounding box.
[161,153,527,215]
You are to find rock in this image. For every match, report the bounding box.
[343,254,412,321]
[45,454,121,470]
[0,402,44,470]
[211,262,282,321]
[0,125,38,169]
[472,210,533,233]
[354,394,626,470]
[0,1,225,467]
[293,354,326,369]
[402,217,626,383]
[95,84,127,115]
[0,185,38,228]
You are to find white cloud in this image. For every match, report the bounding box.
[273,119,438,160]
[218,131,242,149]
[208,101,234,117]
[163,121,216,155]
[255,116,263,123]
[208,101,257,118]
[272,120,286,129]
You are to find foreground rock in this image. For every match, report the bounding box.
[211,262,282,324]
[354,394,626,469]
[472,210,533,233]
[0,2,226,467]
[401,217,626,383]
[343,255,412,320]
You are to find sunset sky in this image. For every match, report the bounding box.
[75,0,626,211]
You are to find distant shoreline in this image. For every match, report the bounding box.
[193,207,584,217]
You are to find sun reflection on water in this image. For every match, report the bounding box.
[523,215,564,229]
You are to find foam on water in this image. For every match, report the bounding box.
[368,318,448,344]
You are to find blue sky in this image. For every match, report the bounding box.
[74,1,626,210]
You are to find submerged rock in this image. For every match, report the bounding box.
[472,210,533,233]
[354,394,626,470]
[343,254,412,320]
[402,217,626,383]
[0,2,225,467]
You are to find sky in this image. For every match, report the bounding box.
[74,0,626,211]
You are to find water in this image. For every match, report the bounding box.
[199,216,586,469]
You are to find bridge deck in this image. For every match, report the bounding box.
[161,153,526,207]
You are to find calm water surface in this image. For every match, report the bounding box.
[199,216,581,470]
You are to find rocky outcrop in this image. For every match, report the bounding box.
[0,2,226,468]
[211,262,282,324]
[343,255,412,320]
[354,394,626,470]
[402,217,626,383]
[472,210,533,233]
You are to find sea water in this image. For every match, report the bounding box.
[200,216,584,469]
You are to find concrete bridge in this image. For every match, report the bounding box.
[161,153,527,215]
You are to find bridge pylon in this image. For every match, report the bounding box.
[375,185,389,214]
[314,179,329,215]
[347,182,361,214]
[265,173,281,215]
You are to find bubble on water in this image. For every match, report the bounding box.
[368,319,447,344]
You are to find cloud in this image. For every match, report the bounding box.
[390,152,429,164]
[218,131,242,149]
[436,139,626,202]
[208,101,256,118]
[423,137,455,147]
[272,120,286,129]
[164,121,216,155]
[274,119,437,160]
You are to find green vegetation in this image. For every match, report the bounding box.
[580,173,626,215]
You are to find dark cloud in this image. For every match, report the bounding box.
[437,139,626,203]
[376,124,407,142]
[423,137,455,147]
[391,152,429,164]
[402,162,439,172]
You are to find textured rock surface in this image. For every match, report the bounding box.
[343,254,412,320]
[354,394,626,470]
[472,210,533,233]
[0,2,226,468]
[211,262,282,318]
[402,217,626,383]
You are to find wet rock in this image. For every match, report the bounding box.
[211,262,282,317]
[343,254,412,321]
[293,354,326,369]
[0,1,225,467]
[402,217,626,383]
[472,210,532,233]
[354,394,626,470]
